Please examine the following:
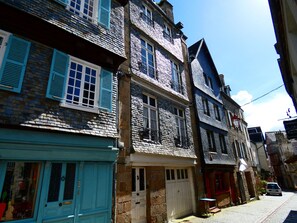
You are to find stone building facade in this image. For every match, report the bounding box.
[117,0,197,222]
[0,0,127,222]
[188,39,236,209]
[220,75,258,205]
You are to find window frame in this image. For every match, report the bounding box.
[141,4,154,26]
[163,23,172,42]
[67,0,99,23]
[61,56,101,113]
[219,134,227,154]
[214,104,221,121]
[171,61,182,93]
[142,93,159,142]
[140,38,155,78]
[202,97,210,116]
[0,30,10,68]
[207,130,216,152]
[174,107,187,147]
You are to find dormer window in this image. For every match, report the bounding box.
[163,23,172,42]
[141,4,153,26]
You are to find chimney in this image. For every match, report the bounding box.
[158,0,174,22]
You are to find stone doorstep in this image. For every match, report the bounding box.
[209,207,221,214]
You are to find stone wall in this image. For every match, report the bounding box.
[0,37,118,138]
[1,0,125,58]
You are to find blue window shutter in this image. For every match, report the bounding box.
[98,0,111,28]
[0,36,31,93]
[46,49,69,101]
[54,0,69,6]
[99,69,113,112]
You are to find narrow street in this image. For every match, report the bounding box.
[173,191,297,223]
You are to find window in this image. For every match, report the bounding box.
[55,0,111,28]
[214,104,221,121]
[141,4,153,26]
[174,107,187,147]
[235,140,242,158]
[163,23,172,42]
[47,50,113,112]
[207,130,216,152]
[142,94,158,142]
[241,143,248,159]
[140,38,155,78]
[203,72,208,86]
[208,77,213,90]
[166,168,188,181]
[202,97,210,116]
[0,30,31,93]
[232,141,237,158]
[219,134,227,154]
[0,162,41,221]
[171,61,182,93]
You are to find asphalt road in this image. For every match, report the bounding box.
[172,191,297,223]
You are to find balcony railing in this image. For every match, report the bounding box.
[174,135,188,148]
[140,12,154,27]
[163,31,173,43]
[171,80,183,94]
[139,128,160,143]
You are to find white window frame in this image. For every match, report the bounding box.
[141,4,153,26]
[140,38,155,78]
[0,30,10,69]
[174,107,186,147]
[67,0,99,24]
[61,56,101,113]
[171,61,182,93]
[142,93,158,142]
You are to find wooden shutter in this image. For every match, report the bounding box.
[46,49,69,101]
[54,0,69,6]
[98,0,111,28]
[0,36,31,93]
[99,69,113,112]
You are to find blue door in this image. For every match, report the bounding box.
[42,162,77,223]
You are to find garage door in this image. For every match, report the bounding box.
[166,168,193,220]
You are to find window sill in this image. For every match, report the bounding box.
[60,103,99,114]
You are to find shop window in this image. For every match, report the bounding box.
[0,162,41,221]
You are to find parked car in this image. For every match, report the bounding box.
[266,182,282,196]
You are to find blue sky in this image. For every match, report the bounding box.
[169,0,296,133]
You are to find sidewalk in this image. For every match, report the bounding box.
[172,192,296,223]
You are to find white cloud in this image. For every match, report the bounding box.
[231,90,295,133]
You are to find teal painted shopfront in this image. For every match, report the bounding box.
[0,128,118,223]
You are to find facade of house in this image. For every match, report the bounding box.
[266,131,297,189]
[268,0,297,111]
[116,0,197,222]
[0,0,127,222]
[220,75,258,204]
[248,127,271,179]
[188,39,236,209]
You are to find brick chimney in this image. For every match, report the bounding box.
[158,0,174,22]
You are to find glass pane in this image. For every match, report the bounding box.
[0,162,40,221]
[170,169,175,180]
[166,169,170,180]
[132,168,136,192]
[185,169,188,179]
[63,163,76,200]
[139,168,145,191]
[177,169,181,179]
[48,163,62,202]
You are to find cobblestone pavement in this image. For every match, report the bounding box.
[172,191,297,223]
